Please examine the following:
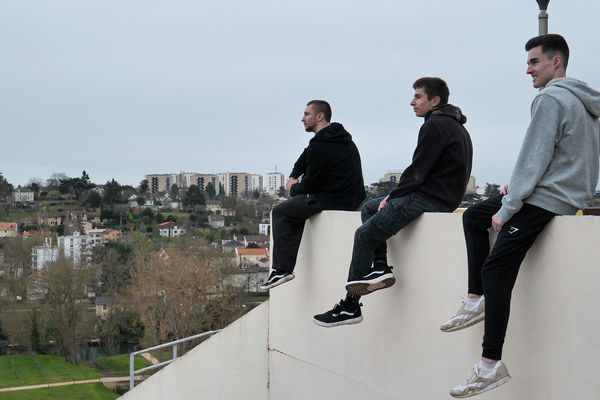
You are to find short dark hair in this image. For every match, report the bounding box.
[412,77,449,106]
[525,34,569,68]
[307,100,332,122]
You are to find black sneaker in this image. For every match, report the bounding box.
[313,299,363,328]
[260,269,295,290]
[345,263,395,296]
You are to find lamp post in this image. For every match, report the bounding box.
[536,0,550,35]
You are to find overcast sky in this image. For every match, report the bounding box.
[2,0,599,189]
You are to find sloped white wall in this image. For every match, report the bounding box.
[119,300,268,400]
[269,211,600,400]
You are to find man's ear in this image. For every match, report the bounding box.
[316,112,324,122]
[432,96,441,107]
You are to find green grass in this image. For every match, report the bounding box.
[0,356,101,388]
[95,354,151,376]
[0,383,118,400]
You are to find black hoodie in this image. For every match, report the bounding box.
[388,104,473,211]
[289,122,366,210]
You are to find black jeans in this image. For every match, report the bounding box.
[347,193,439,282]
[463,195,556,360]
[271,194,323,273]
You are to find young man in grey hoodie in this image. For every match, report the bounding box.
[445,34,600,398]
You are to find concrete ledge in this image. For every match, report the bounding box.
[270,211,600,400]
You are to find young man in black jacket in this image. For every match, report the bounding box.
[314,77,473,327]
[261,100,366,290]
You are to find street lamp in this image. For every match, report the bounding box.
[536,0,550,35]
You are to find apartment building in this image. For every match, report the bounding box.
[267,172,285,195]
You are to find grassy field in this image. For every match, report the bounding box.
[0,355,101,388]
[95,354,151,376]
[0,383,118,400]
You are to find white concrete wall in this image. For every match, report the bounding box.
[123,211,600,400]
[269,211,600,400]
[119,301,268,400]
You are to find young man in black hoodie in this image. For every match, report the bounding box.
[314,77,473,327]
[261,100,366,290]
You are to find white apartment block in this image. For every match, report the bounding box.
[32,238,59,271]
[267,172,285,195]
[57,232,93,267]
[12,190,34,203]
[250,174,264,193]
[466,176,477,194]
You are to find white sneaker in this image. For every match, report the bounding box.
[440,296,485,332]
[450,361,511,398]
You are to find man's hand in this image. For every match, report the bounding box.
[378,195,390,211]
[491,212,505,232]
[500,185,509,196]
[285,178,298,192]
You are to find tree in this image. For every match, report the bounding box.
[484,183,501,198]
[84,191,102,209]
[139,180,149,194]
[0,173,14,198]
[94,242,134,296]
[57,171,95,200]
[204,182,216,200]
[182,185,205,208]
[277,186,286,198]
[27,177,43,200]
[170,184,179,200]
[128,243,245,347]
[103,179,123,205]
[368,180,396,199]
[46,172,68,189]
[40,257,94,362]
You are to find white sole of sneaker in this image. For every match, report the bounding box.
[312,315,363,328]
[260,273,295,290]
[345,274,395,296]
[440,312,485,333]
[450,375,511,398]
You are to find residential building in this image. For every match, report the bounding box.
[95,296,119,320]
[0,222,18,238]
[225,172,251,197]
[466,176,477,194]
[267,172,285,195]
[31,238,59,271]
[222,240,245,254]
[259,223,270,236]
[205,202,236,216]
[223,266,269,293]
[57,232,92,266]
[250,174,264,193]
[242,234,270,248]
[235,247,269,269]
[383,171,403,183]
[208,214,225,228]
[11,189,34,204]
[145,174,178,194]
[158,222,186,238]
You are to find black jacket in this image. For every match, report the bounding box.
[289,122,366,210]
[388,104,473,211]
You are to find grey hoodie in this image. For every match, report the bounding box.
[498,77,600,221]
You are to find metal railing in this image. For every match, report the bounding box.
[129,329,221,390]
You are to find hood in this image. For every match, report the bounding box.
[547,77,600,118]
[311,122,353,143]
[428,104,467,124]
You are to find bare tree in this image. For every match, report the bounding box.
[129,242,244,348]
[39,257,94,362]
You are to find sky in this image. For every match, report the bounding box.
[1,0,599,189]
